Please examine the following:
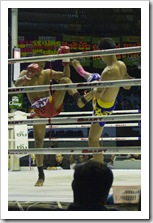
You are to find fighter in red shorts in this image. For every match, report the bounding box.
[15,47,94,186]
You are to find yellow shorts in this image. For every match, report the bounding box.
[93,98,117,126]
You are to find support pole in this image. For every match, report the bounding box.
[9,8,18,171]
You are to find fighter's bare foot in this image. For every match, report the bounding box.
[35,179,44,187]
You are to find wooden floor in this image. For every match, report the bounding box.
[8,168,141,202]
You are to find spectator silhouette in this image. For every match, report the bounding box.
[68,160,117,211]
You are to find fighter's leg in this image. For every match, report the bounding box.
[70,90,94,108]
[88,122,104,163]
[71,60,91,80]
[33,123,46,186]
[53,77,94,109]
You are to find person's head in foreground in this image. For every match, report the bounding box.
[70,160,113,210]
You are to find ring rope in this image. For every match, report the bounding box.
[8,46,141,64]
[8,109,141,117]
[8,114,141,125]
[56,110,141,115]
[8,79,141,94]
[8,123,141,130]
[8,137,140,142]
[8,146,141,155]
[41,122,141,128]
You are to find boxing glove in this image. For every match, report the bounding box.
[58,46,70,63]
[87,73,101,82]
[26,63,41,79]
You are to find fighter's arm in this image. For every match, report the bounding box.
[123,72,134,90]
[58,45,71,78]
[15,70,29,87]
[44,46,71,82]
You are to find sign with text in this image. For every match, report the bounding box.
[17,35,141,69]
[13,111,29,150]
[8,94,23,109]
[18,35,62,57]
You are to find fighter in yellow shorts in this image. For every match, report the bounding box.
[92,97,117,126]
[72,37,134,163]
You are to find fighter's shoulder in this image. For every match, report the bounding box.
[111,61,127,73]
[103,65,119,75]
[101,67,115,80]
[117,60,126,68]
[44,69,60,74]
[43,68,54,76]
[43,68,51,73]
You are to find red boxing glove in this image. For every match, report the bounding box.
[26,63,41,79]
[58,46,70,63]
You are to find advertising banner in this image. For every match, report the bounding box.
[17,35,141,70]
[8,94,23,109]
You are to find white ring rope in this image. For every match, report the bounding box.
[57,110,141,115]
[8,146,141,155]
[8,79,141,94]
[8,123,140,130]
[8,46,141,64]
[8,114,141,125]
[41,122,141,128]
[8,137,140,142]
[8,109,141,118]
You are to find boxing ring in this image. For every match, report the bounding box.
[8,46,141,211]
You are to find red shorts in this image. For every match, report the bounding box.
[30,96,63,118]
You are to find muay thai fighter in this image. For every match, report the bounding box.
[72,37,134,163]
[15,46,93,186]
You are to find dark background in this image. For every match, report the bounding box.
[8,8,141,36]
